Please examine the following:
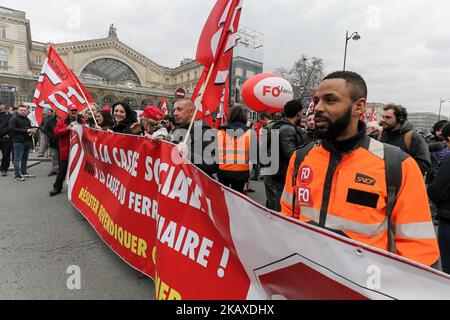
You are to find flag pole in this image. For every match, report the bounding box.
[76,82,98,127]
[183,63,215,145]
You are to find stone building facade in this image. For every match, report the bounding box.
[0,6,203,111]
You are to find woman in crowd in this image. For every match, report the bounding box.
[112,101,140,135]
[95,110,115,131]
[217,106,251,193]
[139,105,169,140]
[428,123,450,274]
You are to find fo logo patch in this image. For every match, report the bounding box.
[355,173,376,186]
[299,166,313,185]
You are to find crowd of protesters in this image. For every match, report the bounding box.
[0,70,449,274]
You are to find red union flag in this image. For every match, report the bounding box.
[161,96,168,117]
[193,0,242,115]
[370,105,377,122]
[32,44,94,124]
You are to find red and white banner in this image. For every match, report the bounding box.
[193,0,242,116]
[32,44,94,125]
[370,105,377,123]
[68,126,450,300]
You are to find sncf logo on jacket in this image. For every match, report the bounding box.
[355,173,376,186]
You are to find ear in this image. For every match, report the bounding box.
[354,98,366,118]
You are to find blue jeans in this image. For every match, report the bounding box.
[13,140,32,178]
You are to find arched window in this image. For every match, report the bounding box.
[0,27,6,39]
[81,58,140,85]
[0,48,8,67]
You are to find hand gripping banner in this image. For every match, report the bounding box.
[68,126,450,300]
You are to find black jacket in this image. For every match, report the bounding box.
[428,153,450,221]
[112,103,138,134]
[8,115,33,143]
[381,121,431,175]
[42,115,58,149]
[217,122,251,182]
[173,120,219,176]
[271,119,304,182]
[0,110,13,140]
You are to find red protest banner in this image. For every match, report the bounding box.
[68,126,450,300]
[32,44,94,125]
[67,127,250,299]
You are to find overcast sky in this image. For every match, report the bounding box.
[4,0,450,114]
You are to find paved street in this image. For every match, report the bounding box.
[0,154,154,299]
[0,153,268,299]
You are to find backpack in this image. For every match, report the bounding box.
[291,138,402,253]
[378,129,413,153]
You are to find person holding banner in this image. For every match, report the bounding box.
[172,99,218,177]
[112,102,140,135]
[281,71,439,267]
[95,110,115,132]
[49,105,85,196]
[139,106,169,140]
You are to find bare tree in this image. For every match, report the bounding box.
[275,54,324,101]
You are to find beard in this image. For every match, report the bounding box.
[382,122,396,132]
[314,106,353,140]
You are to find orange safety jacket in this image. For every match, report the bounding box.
[280,136,440,267]
[217,129,251,172]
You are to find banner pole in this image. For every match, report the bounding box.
[183,63,215,145]
[76,82,98,127]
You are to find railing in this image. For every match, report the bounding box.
[0,7,26,18]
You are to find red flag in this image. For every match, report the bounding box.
[161,96,168,117]
[32,44,94,125]
[361,112,366,122]
[192,0,243,116]
[370,106,377,122]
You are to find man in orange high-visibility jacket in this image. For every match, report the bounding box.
[280,71,439,267]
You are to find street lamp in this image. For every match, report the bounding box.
[343,31,361,71]
[439,98,450,121]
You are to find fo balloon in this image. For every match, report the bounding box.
[242,73,294,113]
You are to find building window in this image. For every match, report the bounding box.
[0,48,8,67]
[187,73,190,81]
[0,27,5,39]
[181,75,184,82]
[194,70,198,79]
[35,55,42,65]
[235,67,243,77]
[246,70,255,78]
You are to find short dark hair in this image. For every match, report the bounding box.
[228,106,248,125]
[383,103,408,124]
[259,112,272,121]
[165,115,175,124]
[323,71,368,101]
[433,120,448,133]
[442,123,450,142]
[284,100,302,118]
